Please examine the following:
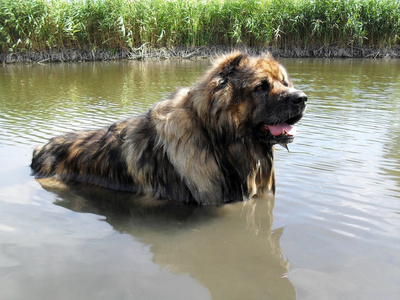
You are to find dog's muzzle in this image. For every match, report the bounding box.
[258,89,307,145]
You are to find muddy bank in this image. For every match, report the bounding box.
[1,45,399,64]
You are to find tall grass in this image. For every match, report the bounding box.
[1,0,399,53]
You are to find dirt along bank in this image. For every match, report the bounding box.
[1,45,399,64]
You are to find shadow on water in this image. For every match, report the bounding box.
[44,183,295,299]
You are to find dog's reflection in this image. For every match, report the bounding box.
[50,183,295,299]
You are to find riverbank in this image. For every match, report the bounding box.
[1,0,399,63]
[1,45,399,64]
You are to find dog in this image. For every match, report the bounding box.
[31,51,307,205]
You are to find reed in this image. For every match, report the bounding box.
[1,0,399,53]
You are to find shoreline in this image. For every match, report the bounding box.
[1,45,399,64]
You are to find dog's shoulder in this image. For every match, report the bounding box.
[146,87,226,204]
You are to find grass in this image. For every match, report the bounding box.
[1,0,399,54]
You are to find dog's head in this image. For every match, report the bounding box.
[196,51,307,147]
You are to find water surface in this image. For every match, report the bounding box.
[0,58,399,299]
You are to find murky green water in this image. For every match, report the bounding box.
[0,58,399,300]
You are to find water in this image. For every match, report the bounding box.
[1,58,399,300]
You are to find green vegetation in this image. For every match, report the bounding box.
[1,0,399,54]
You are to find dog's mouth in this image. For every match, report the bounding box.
[259,123,296,147]
[257,113,304,146]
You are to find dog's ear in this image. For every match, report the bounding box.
[211,52,247,91]
[219,52,246,82]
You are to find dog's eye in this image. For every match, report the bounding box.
[254,81,270,93]
[283,81,289,87]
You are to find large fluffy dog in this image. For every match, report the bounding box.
[31,52,307,205]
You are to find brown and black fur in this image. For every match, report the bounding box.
[31,51,307,205]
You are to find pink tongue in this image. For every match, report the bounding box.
[267,123,296,136]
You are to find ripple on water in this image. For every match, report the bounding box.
[1,58,400,300]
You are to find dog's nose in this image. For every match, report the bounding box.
[289,90,308,106]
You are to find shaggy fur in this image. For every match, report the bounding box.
[31,51,307,205]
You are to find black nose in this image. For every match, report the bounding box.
[289,91,308,106]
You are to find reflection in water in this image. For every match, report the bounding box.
[50,184,295,299]
[381,103,400,190]
[1,58,400,299]
[0,60,208,146]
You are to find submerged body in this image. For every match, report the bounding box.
[31,52,307,205]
